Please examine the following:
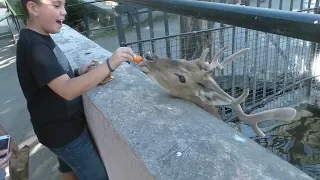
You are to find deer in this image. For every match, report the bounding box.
[137,46,297,137]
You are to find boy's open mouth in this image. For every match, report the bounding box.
[56,20,63,25]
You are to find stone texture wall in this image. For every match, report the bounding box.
[50,24,313,180]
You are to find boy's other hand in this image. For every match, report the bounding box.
[0,150,12,168]
[79,62,96,76]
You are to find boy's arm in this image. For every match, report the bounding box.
[31,44,135,101]
[73,61,96,77]
[48,62,113,101]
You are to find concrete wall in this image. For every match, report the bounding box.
[50,24,313,180]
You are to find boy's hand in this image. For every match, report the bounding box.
[79,62,96,76]
[108,47,136,69]
[0,150,12,168]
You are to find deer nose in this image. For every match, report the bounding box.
[144,51,155,61]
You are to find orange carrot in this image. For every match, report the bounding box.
[134,55,143,63]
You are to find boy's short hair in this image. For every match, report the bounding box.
[20,0,41,17]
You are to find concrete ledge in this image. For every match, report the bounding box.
[50,24,313,180]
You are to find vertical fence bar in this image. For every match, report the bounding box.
[219,0,226,119]
[281,0,294,91]
[283,0,295,91]
[164,12,171,58]
[148,8,156,54]
[262,33,269,99]
[308,0,312,8]
[83,13,90,37]
[268,0,272,9]
[307,7,320,99]
[290,0,294,11]
[231,0,237,99]
[307,0,312,13]
[252,0,261,105]
[262,0,273,100]
[83,5,90,38]
[242,0,250,110]
[133,8,143,55]
[262,0,272,100]
[179,15,186,59]
[300,0,307,94]
[114,7,126,47]
[208,19,214,62]
[272,0,282,95]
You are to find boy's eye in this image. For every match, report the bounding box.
[52,2,63,8]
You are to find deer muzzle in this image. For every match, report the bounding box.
[144,51,157,62]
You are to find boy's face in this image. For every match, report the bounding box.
[27,0,67,34]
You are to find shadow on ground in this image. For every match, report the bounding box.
[0,38,60,180]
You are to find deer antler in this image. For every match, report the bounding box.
[205,47,297,137]
[210,46,250,70]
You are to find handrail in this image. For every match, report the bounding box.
[0,11,11,22]
[112,0,320,43]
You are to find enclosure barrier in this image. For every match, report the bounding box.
[109,0,320,126]
[64,0,320,179]
[4,0,319,178]
[112,0,320,43]
[51,23,313,180]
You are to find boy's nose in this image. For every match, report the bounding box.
[61,8,67,15]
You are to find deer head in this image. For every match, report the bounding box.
[138,46,297,137]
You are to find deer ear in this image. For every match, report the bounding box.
[199,90,232,105]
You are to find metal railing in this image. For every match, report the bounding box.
[107,2,320,178]
[0,10,13,40]
[59,0,320,125]
[4,0,24,32]
[10,0,320,128]
[107,0,319,120]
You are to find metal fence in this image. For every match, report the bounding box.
[104,0,320,121]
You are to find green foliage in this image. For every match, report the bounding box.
[7,0,24,15]
[6,0,26,23]
[65,0,84,27]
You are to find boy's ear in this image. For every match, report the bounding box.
[26,1,39,17]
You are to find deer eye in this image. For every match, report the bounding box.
[174,73,186,83]
[178,75,186,83]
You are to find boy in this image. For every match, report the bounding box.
[16,0,137,179]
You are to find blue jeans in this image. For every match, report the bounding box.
[49,130,108,180]
[0,168,5,180]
